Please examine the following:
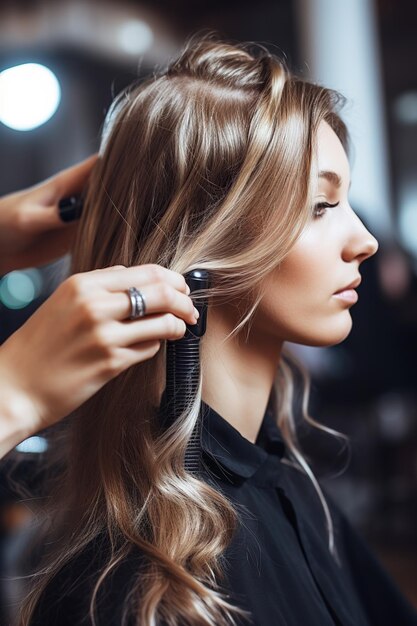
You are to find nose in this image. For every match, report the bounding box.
[359,230,379,261]
[342,210,379,263]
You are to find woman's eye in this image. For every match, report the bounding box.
[313,201,340,219]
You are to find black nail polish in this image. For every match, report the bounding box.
[58,195,84,222]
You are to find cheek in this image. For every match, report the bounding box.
[265,244,328,313]
[255,248,353,346]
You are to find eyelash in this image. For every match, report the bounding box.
[313,201,340,219]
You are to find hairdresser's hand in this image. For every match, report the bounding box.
[0,154,97,275]
[0,264,198,453]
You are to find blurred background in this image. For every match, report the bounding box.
[0,0,416,622]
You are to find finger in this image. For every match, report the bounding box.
[105,341,162,374]
[94,264,189,295]
[21,203,80,233]
[110,312,188,347]
[50,154,98,200]
[36,155,99,228]
[87,264,127,273]
[94,283,197,325]
[96,265,127,271]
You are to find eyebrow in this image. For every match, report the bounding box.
[319,170,352,190]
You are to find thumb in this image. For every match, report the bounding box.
[49,153,98,200]
[26,154,98,232]
[39,154,99,227]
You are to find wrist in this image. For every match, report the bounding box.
[0,389,37,459]
[0,346,43,458]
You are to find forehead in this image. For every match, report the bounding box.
[316,120,350,188]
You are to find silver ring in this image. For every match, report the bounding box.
[127,287,147,320]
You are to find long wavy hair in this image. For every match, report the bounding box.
[21,34,350,626]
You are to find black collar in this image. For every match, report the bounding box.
[158,393,286,479]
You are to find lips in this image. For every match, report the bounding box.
[334,276,361,294]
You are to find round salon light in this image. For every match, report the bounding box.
[0,63,61,131]
[118,20,154,55]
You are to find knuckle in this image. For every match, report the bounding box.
[166,314,186,338]
[102,354,122,378]
[92,325,112,352]
[148,340,162,356]
[98,264,125,272]
[15,208,31,231]
[157,282,175,306]
[153,340,162,352]
[65,273,89,298]
[135,341,161,365]
[78,298,100,324]
[147,264,164,282]
[164,313,180,336]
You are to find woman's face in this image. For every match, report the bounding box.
[255,120,379,347]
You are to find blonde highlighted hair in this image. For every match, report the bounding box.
[21,34,350,626]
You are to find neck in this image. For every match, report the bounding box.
[201,305,282,443]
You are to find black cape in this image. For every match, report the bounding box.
[29,400,417,625]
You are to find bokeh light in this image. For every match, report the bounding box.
[15,436,48,454]
[117,19,154,55]
[0,63,61,131]
[394,91,417,125]
[0,269,43,309]
[398,195,417,257]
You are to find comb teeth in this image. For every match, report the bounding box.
[185,426,202,474]
[164,269,210,476]
[165,338,202,474]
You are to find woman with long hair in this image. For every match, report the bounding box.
[20,35,417,626]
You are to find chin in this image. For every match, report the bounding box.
[290,316,353,347]
[317,319,353,346]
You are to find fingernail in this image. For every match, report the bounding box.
[58,196,84,222]
[185,283,191,295]
[194,307,200,319]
